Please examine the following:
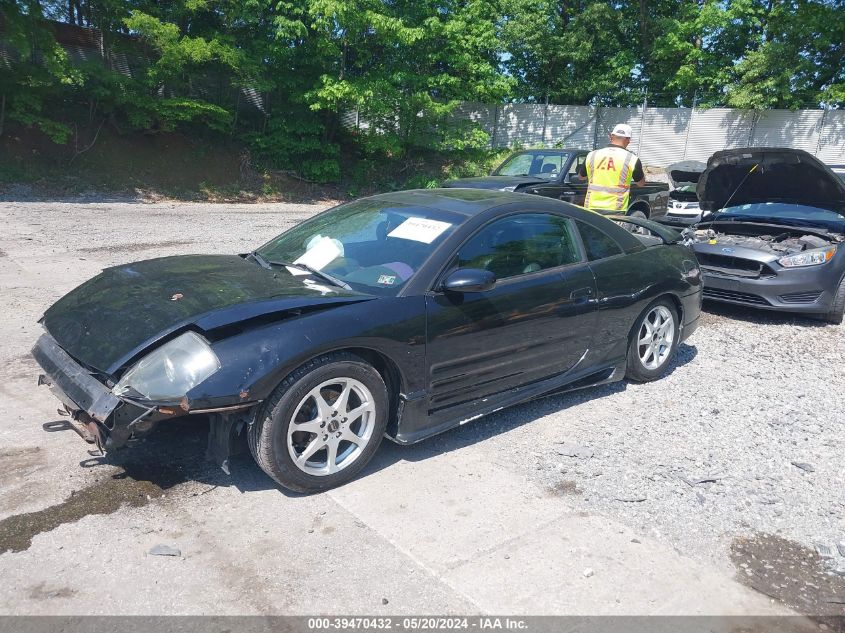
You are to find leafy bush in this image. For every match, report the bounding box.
[245,115,340,183]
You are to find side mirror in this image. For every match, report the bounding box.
[442,268,496,293]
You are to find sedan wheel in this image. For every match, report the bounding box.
[248,353,388,492]
[626,300,679,382]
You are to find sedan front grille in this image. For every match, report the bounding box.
[697,253,776,279]
[703,287,772,306]
[778,290,823,304]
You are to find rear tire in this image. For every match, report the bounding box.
[248,353,388,493]
[625,299,680,382]
[823,277,845,324]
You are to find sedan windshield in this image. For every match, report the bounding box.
[494,151,571,179]
[716,202,845,233]
[256,199,461,295]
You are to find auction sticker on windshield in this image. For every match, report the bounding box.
[388,218,452,244]
[291,236,343,273]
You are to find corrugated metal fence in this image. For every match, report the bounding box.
[349,102,845,167]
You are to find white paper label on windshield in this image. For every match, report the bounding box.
[387,218,452,244]
[292,236,342,272]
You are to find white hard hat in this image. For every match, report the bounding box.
[611,123,633,138]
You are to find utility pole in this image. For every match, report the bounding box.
[636,90,648,155]
[682,91,697,160]
[592,106,601,150]
[541,94,549,147]
[815,106,828,157]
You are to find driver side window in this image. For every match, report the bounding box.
[457,214,581,280]
[569,155,587,181]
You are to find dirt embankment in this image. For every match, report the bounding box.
[0,124,343,203]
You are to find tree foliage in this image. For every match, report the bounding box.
[2,0,844,181]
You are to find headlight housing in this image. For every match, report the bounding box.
[500,185,518,192]
[777,246,836,268]
[113,332,220,402]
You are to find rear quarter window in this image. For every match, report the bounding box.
[577,221,623,261]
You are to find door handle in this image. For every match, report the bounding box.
[570,286,594,300]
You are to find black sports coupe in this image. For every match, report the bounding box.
[33,189,701,492]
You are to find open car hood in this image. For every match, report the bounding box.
[42,255,371,375]
[666,160,705,189]
[697,148,845,215]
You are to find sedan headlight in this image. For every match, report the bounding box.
[778,246,836,268]
[113,332,220,402]
[500,185,518,192]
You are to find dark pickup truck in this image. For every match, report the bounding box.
[444,149,670,221]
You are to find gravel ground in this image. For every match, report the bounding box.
[428,296,845,583]
[0,197,843,616]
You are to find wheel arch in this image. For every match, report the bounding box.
[627,200,651,218]
[627,292,684,345]
[270,345,406,438]
[339,347,404,436]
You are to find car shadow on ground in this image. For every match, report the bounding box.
[356,342,698,481]
[54,343,698,498]
[702,300,831,328]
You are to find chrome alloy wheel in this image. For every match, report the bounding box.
[637,305,676,370]
[287,377,376,476]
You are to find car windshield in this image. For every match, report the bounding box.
[494,151,570,179]
[255,199,461,296]
[716,202,845,233]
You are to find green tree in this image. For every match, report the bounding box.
[725,0,845,108]
[501,0,640,105]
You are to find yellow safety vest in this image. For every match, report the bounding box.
[584,146,638,213]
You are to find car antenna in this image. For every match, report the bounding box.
[720,163,758,211]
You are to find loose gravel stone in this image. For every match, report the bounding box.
[472,301,845,576]
[791,462,816,473]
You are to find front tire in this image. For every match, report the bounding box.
[625,299,680,382]
[248,353,388,493]
[823,277,845,324]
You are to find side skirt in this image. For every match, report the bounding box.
[389,358,627,445]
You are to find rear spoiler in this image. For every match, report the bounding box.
[606,215,683,244]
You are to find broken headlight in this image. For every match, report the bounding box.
[113,331,220,402]
[777,246,836,268]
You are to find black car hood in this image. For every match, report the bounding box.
[666,160,705,189]
[442,175,546,190]
[697,148,845,214]
[42,255,371,374]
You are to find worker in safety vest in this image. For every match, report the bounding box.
[583,123,645,214]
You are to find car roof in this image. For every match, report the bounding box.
[363,188,542,217]
[359,189,640,244]
[509,148,585,154]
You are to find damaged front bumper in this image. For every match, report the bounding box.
[32,333,257,471]
[31,333,167,451]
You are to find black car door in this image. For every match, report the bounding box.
[523,152,589,205]
[425,212,598,413]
